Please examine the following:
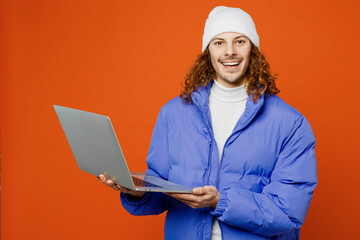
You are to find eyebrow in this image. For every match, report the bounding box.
[211,35,245,42]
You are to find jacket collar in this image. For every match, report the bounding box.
[191,81,265,132]
[191,81,213,114]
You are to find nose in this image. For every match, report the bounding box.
[225,43,236,57]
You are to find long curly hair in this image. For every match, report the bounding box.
[180,45,279,103]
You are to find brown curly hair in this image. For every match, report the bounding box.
[180,45,279,103]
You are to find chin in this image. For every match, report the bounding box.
[224,76,245,84]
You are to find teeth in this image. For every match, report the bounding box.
[222,62,240,66]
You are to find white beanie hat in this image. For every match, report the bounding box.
[202,6,259,52]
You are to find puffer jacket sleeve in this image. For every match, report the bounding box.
[211,116,317,237]
[121,108,171,216]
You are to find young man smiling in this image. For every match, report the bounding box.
[209,32,252,88]
[99,6,317,240]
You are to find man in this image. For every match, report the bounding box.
[99,6,317,240]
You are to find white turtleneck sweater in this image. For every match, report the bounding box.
[209,80,248,240]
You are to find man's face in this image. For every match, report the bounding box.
[208,32,252,88]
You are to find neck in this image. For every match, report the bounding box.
[211,80,248,103]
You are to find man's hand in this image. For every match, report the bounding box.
[167,186,219,209]
[97,174,145,198]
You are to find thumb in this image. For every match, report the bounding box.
[192,187,205,195]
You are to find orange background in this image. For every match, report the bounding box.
[1,0,359,239]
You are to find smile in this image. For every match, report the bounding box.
[221,62,240,66]
[220,61,242,70]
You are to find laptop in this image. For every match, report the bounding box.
[54,105,193,193]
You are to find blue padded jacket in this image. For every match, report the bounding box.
[121,82,317,240]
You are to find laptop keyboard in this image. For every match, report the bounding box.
[132,176,163,188]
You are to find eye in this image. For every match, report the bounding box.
[236,39,246,44]
[214,41,223,46]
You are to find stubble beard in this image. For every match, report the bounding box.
[216,71,248,87]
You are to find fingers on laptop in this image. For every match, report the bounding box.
[118,186,133,194]
[98,174,121,191]
[119,186,146,198]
